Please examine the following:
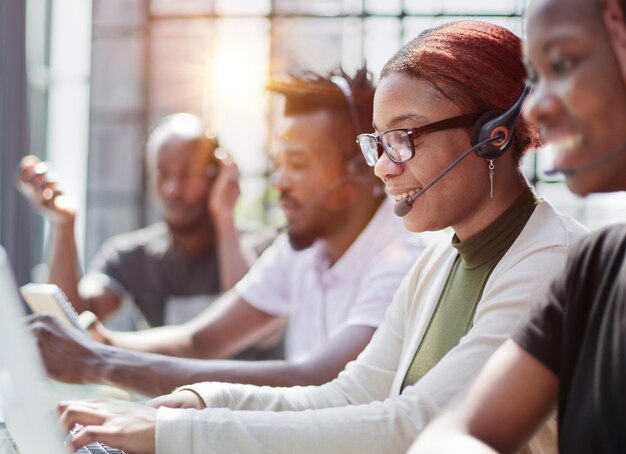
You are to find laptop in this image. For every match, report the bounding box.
[0,247,125,454]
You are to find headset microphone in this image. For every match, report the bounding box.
[395,83,532,217]
[280,156,367,228]
[394,136,501,217]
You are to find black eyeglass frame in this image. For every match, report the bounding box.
[356,111,484,166]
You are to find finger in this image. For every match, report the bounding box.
[214,147,230,162]
[78,311,98,330]
[16,155,41,183]
[59,403,107,432]
[28,161,51,184]
[25,312,57,326]
[70,425,121,452]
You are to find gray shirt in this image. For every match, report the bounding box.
[84,222,220,327]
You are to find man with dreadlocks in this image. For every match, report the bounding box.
[27,67,432,397]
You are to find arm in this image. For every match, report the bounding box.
[16,155,122,319]
[102,290,276,359]
[107,323,373,396]
[29,291,287,396]
[208,153,249,290]
[147,243,571,453]
[410,340,558,454]
[32,296,374,396]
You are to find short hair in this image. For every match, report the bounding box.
[266,67,375,160]
[145,113,219,168]
[381,20,541,164]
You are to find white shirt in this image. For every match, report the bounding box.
[235,199,437,361]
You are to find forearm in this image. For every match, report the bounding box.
[47,222,87,312]
[91,347,212,397]
[106,324,197,358]
[213,214,249,290]
[156,394,420,454]
[176,358,334,388]
[96,351,328,397]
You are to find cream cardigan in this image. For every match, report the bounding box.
[156,201,587,454]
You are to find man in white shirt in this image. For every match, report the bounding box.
[28,67,433,397]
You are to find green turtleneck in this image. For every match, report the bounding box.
[401,189,539,390]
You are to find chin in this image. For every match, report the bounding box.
[564,171,613,197]
[286,228,316,251]
[401,216,429,233]
[166,214,208,233]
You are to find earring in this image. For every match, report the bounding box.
[488,160,495,199]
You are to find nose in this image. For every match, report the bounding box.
[522,79,562,129]
[374,149,403,183]
[161,176,183,198]
[271,165,290,192]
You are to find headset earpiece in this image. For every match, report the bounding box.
[470,110,510,159]
[470,83,533,160]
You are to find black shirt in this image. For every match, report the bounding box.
[514,224,626,453]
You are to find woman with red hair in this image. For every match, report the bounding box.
[412,0,626,452]
[58,21,587,453]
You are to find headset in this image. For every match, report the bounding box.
[394,83,533,217]
[470,83,533,159]
[329,74,374,180]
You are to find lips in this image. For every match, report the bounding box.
[279,197,301,219]
[544,134,584,168]
[548,134,583,155]
[386,187,422,203]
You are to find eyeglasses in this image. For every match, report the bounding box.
[356,112,483,167]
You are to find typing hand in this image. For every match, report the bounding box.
[16,155,76,227]
[59,399,156,454]
[27,313,104,385]
[145,390,206,409]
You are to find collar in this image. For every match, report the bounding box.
[311,198,395,284]
[451,189,539,270]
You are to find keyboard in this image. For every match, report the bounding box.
[66,425,126,454]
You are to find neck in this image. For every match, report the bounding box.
[169,217,216,258]
[453,172,529,242]
[321,195,384,266]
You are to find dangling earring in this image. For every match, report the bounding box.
[488,160,495,199]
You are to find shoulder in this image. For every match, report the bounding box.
[508,199,589,256]
[99,222,170,257]
[570,224,626,272]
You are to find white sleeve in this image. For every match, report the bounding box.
[234,234,294,316]
[156,243,571,454]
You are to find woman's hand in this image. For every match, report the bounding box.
[59,399,157,454]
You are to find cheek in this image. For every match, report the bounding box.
[184,180,211,204]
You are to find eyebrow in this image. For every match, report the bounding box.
[373,113,428,132]
[542,29,586,53]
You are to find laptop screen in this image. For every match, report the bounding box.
[0,247,70,454]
